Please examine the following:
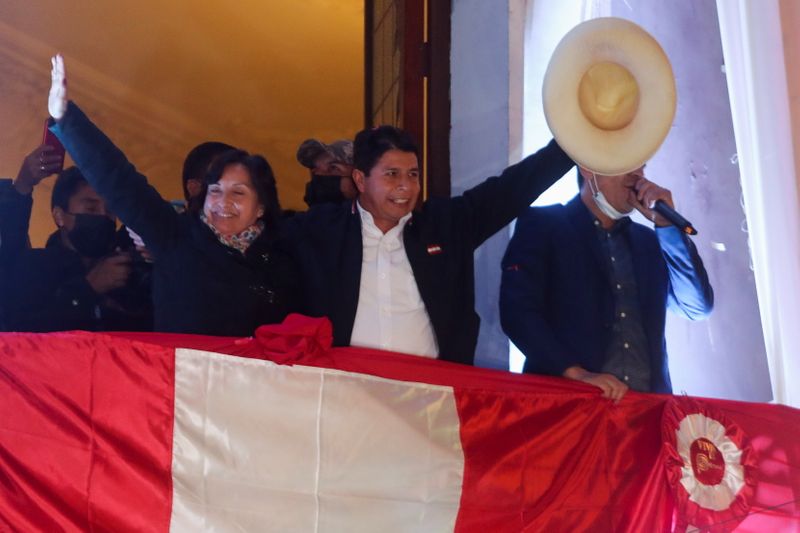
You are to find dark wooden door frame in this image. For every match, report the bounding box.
[364,0,451,198]
[425,0,451,198]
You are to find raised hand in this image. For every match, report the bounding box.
[48,54,68,120]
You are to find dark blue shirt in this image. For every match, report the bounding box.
[592,217,651,391]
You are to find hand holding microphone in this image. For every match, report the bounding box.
[631,177,698,235]
[652,201,697,235]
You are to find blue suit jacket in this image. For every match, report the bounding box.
[499,196,713,393]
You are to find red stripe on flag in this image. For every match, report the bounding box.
[453,390,673,532]
[0,332,174,531]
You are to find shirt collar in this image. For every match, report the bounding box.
[594,214,632,235]
[356,200,413,239]
[571,194,632,234]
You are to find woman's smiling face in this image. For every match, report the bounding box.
[203,163,264,236]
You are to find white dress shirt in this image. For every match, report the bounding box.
[350,202,439,358]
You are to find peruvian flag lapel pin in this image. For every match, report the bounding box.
[427,244,443,255]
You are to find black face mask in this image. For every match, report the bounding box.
[67,213,117,258]
[304,175,346,207]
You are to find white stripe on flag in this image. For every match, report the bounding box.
[170,348,464,532]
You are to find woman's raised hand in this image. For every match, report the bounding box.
[48,54,68,121]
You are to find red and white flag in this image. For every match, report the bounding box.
[1,315,799,531]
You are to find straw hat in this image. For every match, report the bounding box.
[542,17,676,175]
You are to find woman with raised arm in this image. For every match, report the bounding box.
[46,54,298,337]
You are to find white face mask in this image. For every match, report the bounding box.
[587,173,632,220]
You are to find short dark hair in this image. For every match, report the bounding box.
[353,126,419,175]
[203,149,282,229]
[51,166,88,211]
[182,141,236,201]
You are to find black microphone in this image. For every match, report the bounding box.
[653,200,697,235]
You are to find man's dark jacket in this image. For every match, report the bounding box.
[0,180,32,269]
[283,141,574,366]
[4,231,152,332]
[499,196,714,393]
[0,181,33,330]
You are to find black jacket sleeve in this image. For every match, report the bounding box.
[451,139,574,249]
[0,180,32,270]
[50,102,181,258]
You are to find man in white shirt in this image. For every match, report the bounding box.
[283,126,573,364]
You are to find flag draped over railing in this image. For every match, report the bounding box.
[1,315,799,532]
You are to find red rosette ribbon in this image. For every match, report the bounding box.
[661,397,757,532]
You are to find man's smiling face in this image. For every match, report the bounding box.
[353,149,420,233]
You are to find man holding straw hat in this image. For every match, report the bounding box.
[500,18,714,399]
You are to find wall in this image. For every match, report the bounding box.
[450,0,512,368]
[0,1,363,246]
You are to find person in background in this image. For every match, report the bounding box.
[296,138,357,207]
[46,54,298,337]
[1,144,64,329]
[182,141,236,214]
[283,125,574,365]
[500,167,713,400]
[3,167,151,332]
[0,144,65,262]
